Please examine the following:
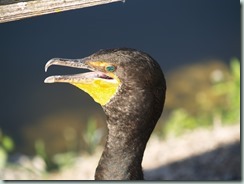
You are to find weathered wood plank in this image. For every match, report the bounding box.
[0,0,123,23]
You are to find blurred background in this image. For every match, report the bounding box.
[0,0,241,180]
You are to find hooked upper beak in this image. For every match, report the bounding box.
[44,57,91,72]
[44,57,115,84]
[44,57,97,83]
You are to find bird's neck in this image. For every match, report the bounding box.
[95,123,147,180]
[94,87,163,180]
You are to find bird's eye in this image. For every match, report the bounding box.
[105,65,116,72]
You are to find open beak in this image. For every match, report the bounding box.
[44,57,113,84]
[44,57,120,106]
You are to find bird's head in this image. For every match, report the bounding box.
[45,48,166,180]
[45,48,166,109]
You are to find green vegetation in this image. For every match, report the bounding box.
[0,130,14,169]
[33,117,104,172]
[163,58,240,137]
[34,139,59,172]
[212,58,240,124]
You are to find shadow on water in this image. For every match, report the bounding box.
[144,141,241,180]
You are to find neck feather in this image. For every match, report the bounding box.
[95,121,147,180]
[95,86,164,180]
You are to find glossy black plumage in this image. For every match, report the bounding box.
[90,48,166,180]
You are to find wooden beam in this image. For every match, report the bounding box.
[0,0,123,23]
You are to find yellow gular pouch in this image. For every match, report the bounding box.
[71,78,120,106]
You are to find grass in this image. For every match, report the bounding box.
[0,129,14,169]
[162,58,240,138]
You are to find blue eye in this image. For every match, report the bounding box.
[106,65,115,72]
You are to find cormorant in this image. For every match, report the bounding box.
[44,48,166,180]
